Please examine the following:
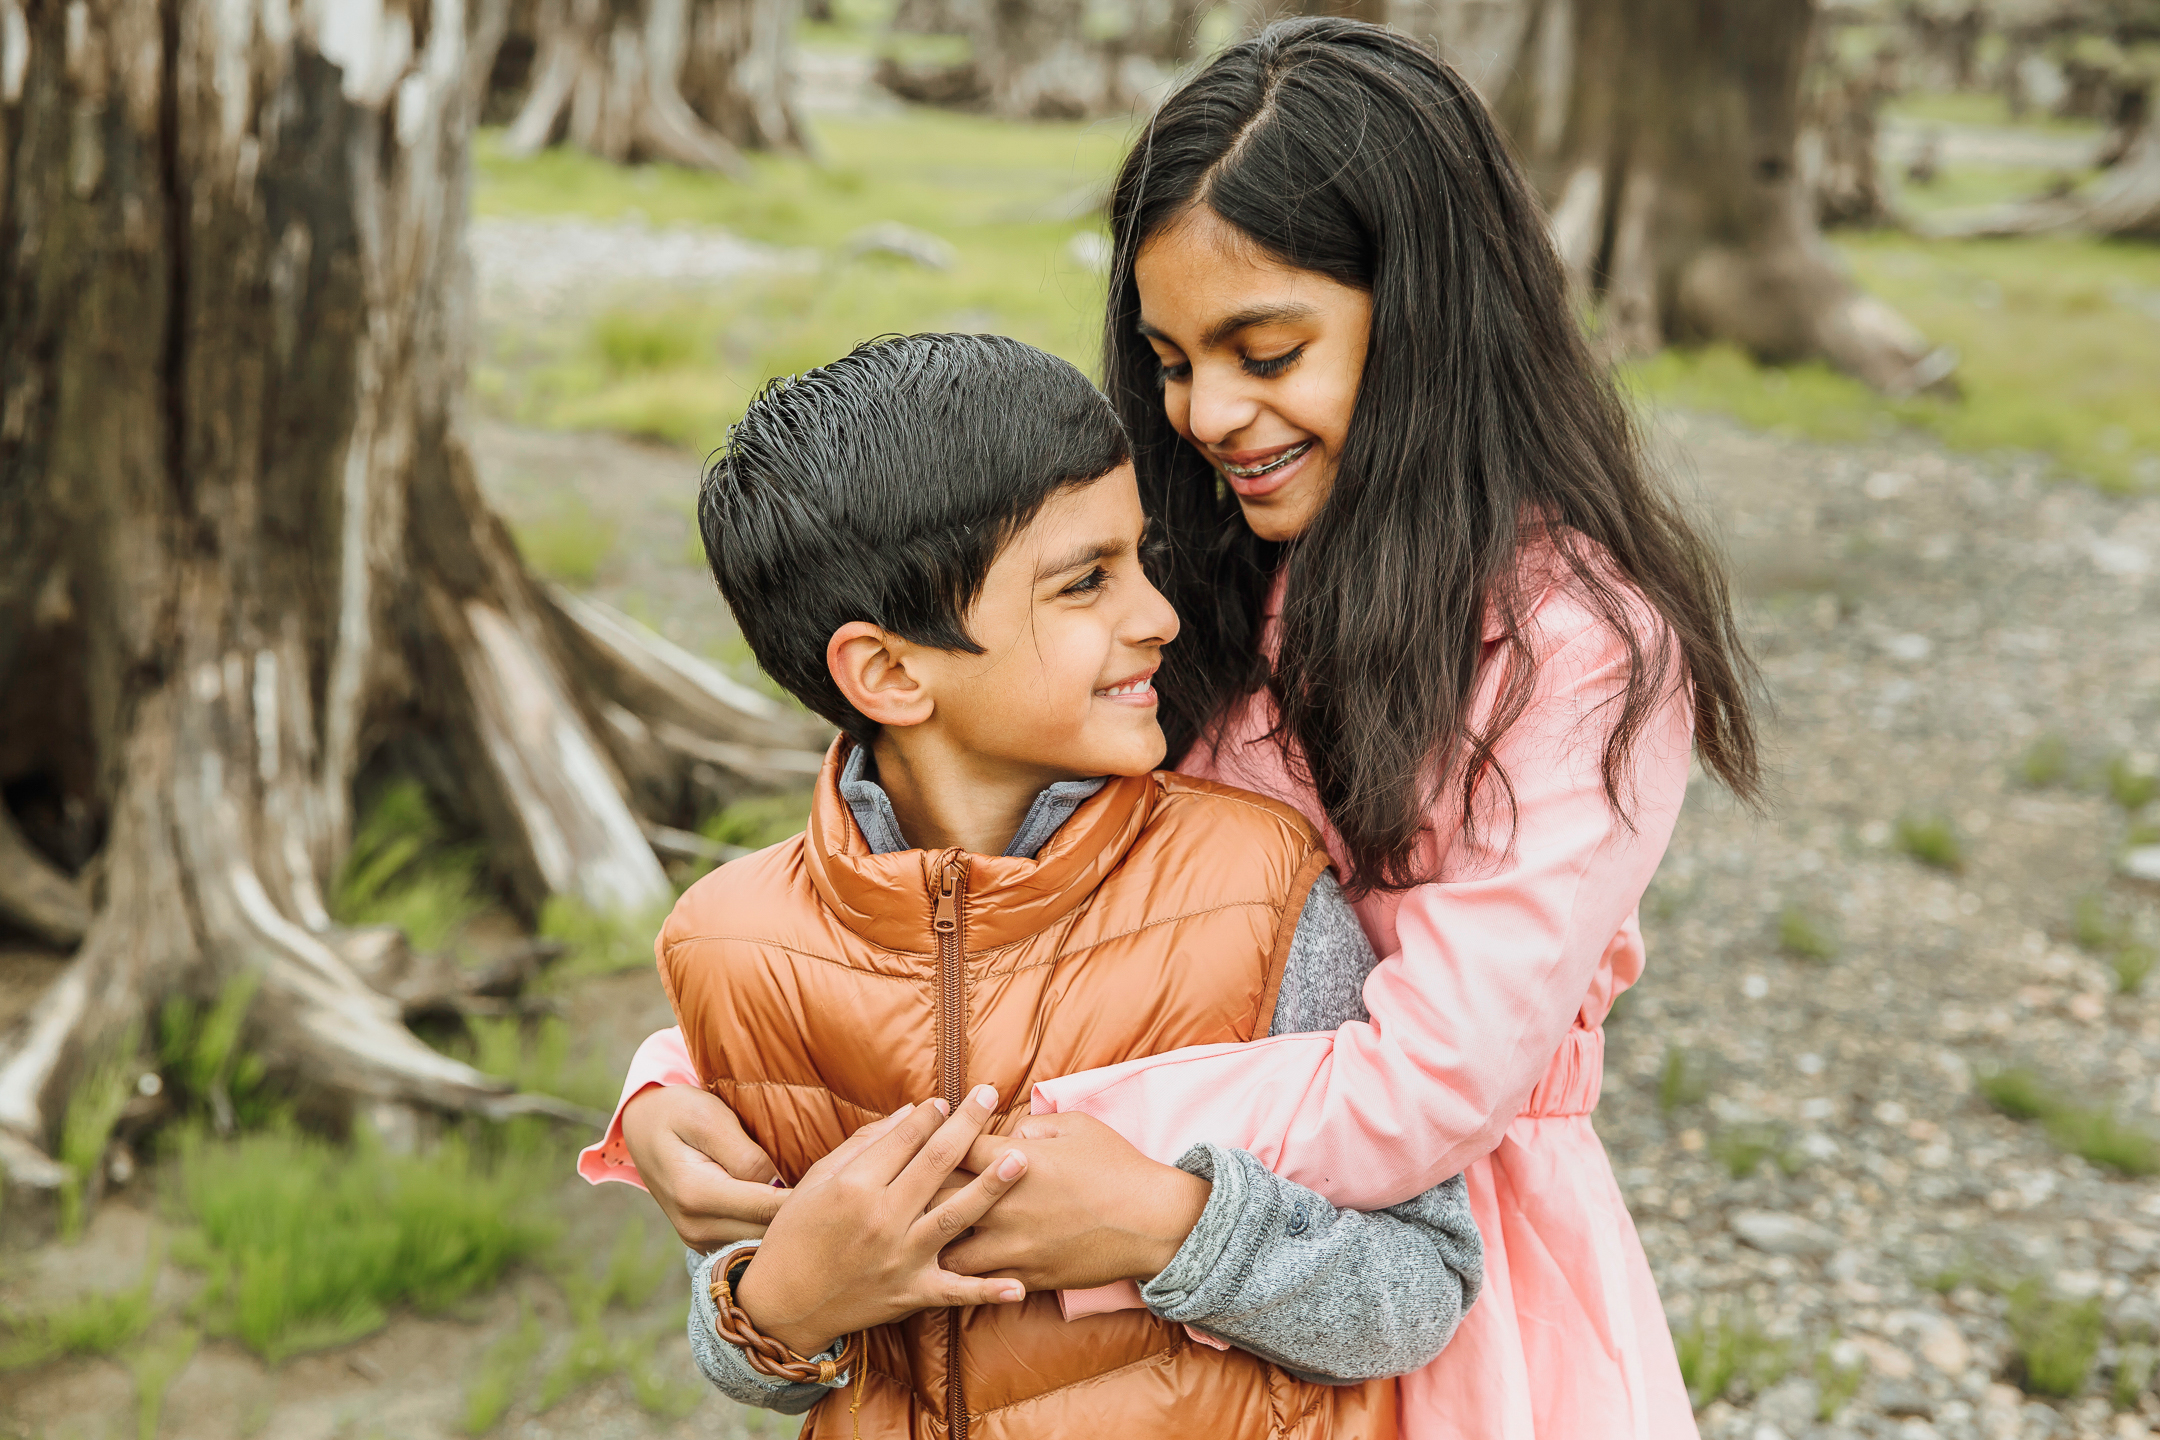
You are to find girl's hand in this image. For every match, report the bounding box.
[939,1112,1210,1291]
[621,1084,788,1251]
[734,1085,1031,1357]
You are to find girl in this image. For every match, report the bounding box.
[588,18,1759,1437]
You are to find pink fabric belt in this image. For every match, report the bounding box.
[1520,1022,1603,1119]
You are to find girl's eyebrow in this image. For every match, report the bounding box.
[1035,538,1128,583]
[1137,303,1321,350]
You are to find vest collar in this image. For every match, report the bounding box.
[802,739,1157,954]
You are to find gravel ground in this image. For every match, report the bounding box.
[1602,411,2160,1440]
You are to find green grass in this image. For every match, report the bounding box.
[697,790,814,852]
[1815,1339,1866,1422]
[0,1258,157,1370]
[2016,734,2074,789]
[1884,90,2106,135]
[534,894,674,986]
[2105,754,2159,812]
[1776,903,1840,963]
[2072,893,2158,995]
[510,493,619,588]
[1627,233,2160,496]
[471,111,1125,448]
[531,1219,686,1415]
[462,1303,546,1434]
[1979,1066,2160,1176]
[59,1029,142,1240]
[1657,1045,1710,1117]
[1673,1309,1791,1410]
[1895,813,1966,872]
[330,780,490,956]
[128,1327,200,1440]
[168,1122,557,1363]
[1709,1122,1798,1180]
[2006,1279,2103,1398]
[461,1015,620,1115]
[158,976,278,1131]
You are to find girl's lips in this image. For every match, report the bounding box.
[1094,674,1158,705]
[1215,440,1314,499]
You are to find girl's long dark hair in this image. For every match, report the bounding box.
[1105,17,1760,893]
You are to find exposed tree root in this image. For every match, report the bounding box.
[0,807,89,951]
[1927,127,2160,241]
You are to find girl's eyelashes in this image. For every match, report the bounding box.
[1060,566,1110,598]
[1242,345,1305,379]
[1154,359,1191,386]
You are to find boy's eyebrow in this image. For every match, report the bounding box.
[1034,538,1128,583]
[1137,303,1322,351]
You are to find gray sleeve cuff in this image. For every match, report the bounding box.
[1139,1143,1483,1383]
[685,1244,849,1415]
[1270,871,1378,1035]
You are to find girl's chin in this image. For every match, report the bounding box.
[1235,488,1326,542]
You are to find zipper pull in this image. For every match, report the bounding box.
[933,860,960,934]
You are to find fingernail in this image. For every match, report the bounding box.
[930,1097,951,1115]
[891,1102,915,1120]
[1001,1283,1024,1302]
[971,1083,997,1109]
[996,1150,1025,1181]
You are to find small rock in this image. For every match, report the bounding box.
[1915,1318,1971,1374]
[1882,632,1934,662]
[1730,1209,1837,1256]
[2091,538,2151,577]
[2120,846,2160,884]
[1876,1377,1934,1416]
[844,220,957,270]
[1857,1335,1918,1380]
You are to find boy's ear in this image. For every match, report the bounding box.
[827,622,934,729]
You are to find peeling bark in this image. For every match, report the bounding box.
[0,0,822,1191]
[1392,0,1952,392]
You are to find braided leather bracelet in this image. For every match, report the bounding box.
[709,1245,858,1386]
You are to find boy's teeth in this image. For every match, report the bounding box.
[1222,441,1312,479]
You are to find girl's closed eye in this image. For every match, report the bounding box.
[1061,567,1110,598]
[1155,359,1191,386]
[1243,346,1305,379]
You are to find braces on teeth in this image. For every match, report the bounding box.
[1222,441,1312,479]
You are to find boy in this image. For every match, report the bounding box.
[656,334,1479,1437]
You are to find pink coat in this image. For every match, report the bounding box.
[581,552,1700,1440]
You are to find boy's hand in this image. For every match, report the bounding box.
[734,1085,1031,1357]
[939,1112,1210,1291]
[622,1084,787,1250]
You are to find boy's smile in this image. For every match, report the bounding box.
[825,463,1180,855]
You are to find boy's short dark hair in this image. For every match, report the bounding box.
[700,334,1131,743]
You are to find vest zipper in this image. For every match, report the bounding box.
[931,855,969,1440]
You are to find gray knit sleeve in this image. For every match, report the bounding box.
[1141,1145,1482,1382]
[684,1244,849,1415]
[1135,867,1485,1382]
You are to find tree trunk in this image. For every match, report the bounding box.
[0,0,823,1191]
[1393,0,1952,394]
[1932,120,2160,239]
[876,0,1127,119]
[501,0,808,173]
[1801,23,1895,230]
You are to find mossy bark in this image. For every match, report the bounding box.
[0,0,819,1191]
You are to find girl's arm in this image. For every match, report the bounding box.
[1031,599,1692,1213]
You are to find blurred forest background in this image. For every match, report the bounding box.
[2,0,2159,1437]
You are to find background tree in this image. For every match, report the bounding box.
[0,0,821,1188]
[1385,0,1953,392]
[492,0,811,173]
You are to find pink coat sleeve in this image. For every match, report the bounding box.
[1031,608,1693,1212]
[575,1025,699,1189]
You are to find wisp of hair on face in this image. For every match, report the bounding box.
[699,333,1132,744]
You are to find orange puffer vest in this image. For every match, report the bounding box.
[657,742,1399,1440]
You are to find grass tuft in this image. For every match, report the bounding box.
[1709,1122,1798,1181]
[2016,734,2074,788]
[1895,813,1965,872]
[698,791,813,853]
[0,1252,157,1371]
[462,1302,545,1434]
[461,1015,621,1115]
[128,1326,200,1440]
[2005,1279,2103,1398]
[59,1028,142,1240]
[1815,1338,1866,1422]
[2104,753,2159,812]
[1776,903,1841,963]
[170,1122,557,1363]
[1673,1308,1791,1410]
[2114,943,2158,997]
[2116,1338,2156,1412]
[1978,1066,2159,1176]
[1657,1046,1710,1117]
[535,894,676,986]
[331,780,489,955]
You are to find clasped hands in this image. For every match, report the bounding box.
[623,1083,1210,1358]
